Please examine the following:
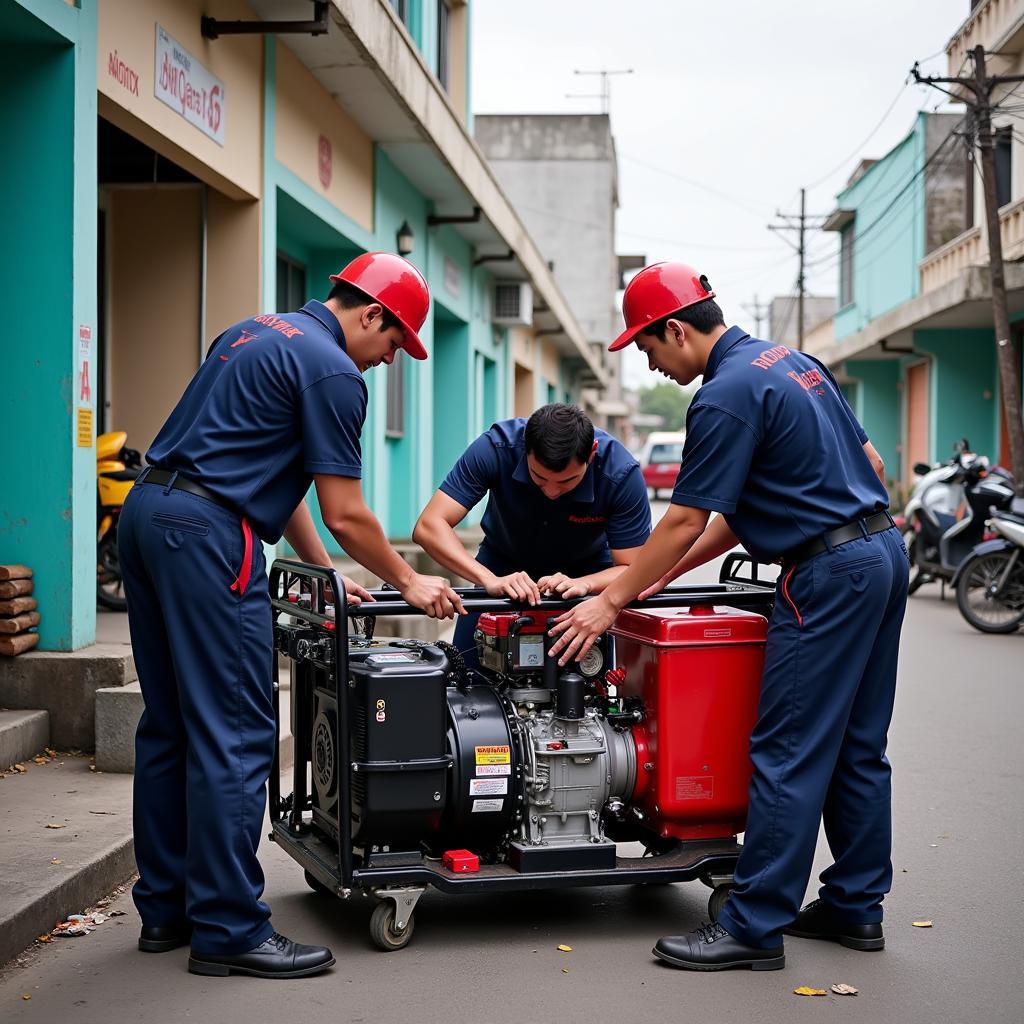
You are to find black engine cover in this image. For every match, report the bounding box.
[312,642,451,846]
[436,683,518,856]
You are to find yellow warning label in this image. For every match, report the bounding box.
[76,408,94,448]
[475,745,511,765]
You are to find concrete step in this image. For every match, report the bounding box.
[0,644,137,750]
[0,754,135,968]
[0,709,50,767]
[94,680,294,774]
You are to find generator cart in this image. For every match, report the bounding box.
[268,555,775,951]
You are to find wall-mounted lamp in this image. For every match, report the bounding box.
[396,220,415,257]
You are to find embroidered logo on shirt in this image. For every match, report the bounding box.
[750,345,791,370]
[786,368,826,392]
[252,314,304,339]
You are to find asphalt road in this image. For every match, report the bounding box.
[4,513,1022,1023]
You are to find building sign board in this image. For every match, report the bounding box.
[155,25,225,145]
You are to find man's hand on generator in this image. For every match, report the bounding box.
[537,572,592,599]
[483,571,542,605]
[547,594,618,666]
[401,573,466,619]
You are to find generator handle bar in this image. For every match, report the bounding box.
[270,560,774,623]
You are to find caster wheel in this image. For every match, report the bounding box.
[708,883,735,923]
[304,870,332,897]
[369,900,415,951]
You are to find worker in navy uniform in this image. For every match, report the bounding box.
[414,403,651,665]
[118,253,464,979]
[549,263,908,972]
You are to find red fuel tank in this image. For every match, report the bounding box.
[610,604,767,841]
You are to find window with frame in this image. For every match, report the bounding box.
[436,0,450,90]
[389,0,408,22]
[276,252,306,312]
[839,225,854,308]
[386,350,406,438]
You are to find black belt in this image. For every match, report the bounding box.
[781,510,895,568]
[139,468,235,514]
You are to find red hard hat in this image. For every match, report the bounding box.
[329,252,430,360]
[609,262,715,351]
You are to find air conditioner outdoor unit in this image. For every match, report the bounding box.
[492,281,533,326]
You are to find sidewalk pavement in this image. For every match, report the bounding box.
[0,754,135,968]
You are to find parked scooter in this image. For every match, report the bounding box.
[897,439,1016,596]
[953,508,1024,633]
[97,431,142,610]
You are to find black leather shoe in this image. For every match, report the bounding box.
[139,924,192,953]
[653,922,785,971]
[188,932,335,978]
[784,898,884,951]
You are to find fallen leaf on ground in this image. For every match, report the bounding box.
[51,858,62,865]
[557,944,573,952]
[793,987,827,997]
[45,823,66,829]
[36,935,51,944]
[14,764,26,773]
[45,748,57,758]
[561,968,569,974]
[831,983,858,996]
[22,994,31,1001]
[108,910,126,917]
[89,810,114,815]
[33,756,49,764]
[912,920,933,928]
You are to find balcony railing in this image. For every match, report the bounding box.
[919,194,1024,292]
[947,0,1024,81]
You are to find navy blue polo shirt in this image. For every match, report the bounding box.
[147,300,367,544]
[439,419,651,578]
[671,327,889,562]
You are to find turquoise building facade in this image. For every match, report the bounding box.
[0,0,600,651]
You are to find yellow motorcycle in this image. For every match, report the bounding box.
[97,431,142,610]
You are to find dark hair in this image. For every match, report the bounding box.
[525,404,595,471]
[327,280,403,333]
[638,297,725,341]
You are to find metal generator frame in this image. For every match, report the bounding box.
[267,555,775,948]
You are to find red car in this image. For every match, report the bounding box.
[640,432,685,499]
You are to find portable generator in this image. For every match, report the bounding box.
[269,557,775,951]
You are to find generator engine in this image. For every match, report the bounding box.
[305,604,768,873]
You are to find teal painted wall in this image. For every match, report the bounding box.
[0,0,96,649]
[374,150,432,538]
[834,118,924,341]
[913,328,999,462]
[844,360,902,485]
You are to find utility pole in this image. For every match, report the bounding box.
[913,45,1024,492]
[566,68,634,114]
[768,189,828,349]
[742,294,769,337]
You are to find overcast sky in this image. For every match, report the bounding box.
[471,0,970,386]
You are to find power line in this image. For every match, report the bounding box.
[619,154,771,219]
[805,81,910,189]
[802,119,966,276]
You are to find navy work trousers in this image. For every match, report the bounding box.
[118,482,276,955]
[717,527,909,949]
